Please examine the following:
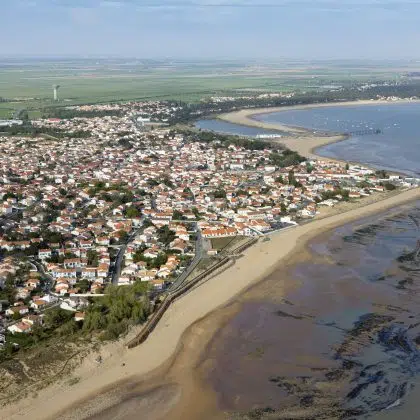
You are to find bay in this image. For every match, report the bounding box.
[196,102,420,176]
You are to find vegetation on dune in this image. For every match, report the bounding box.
[269,149,306,168]
[83,282,151,340]
[0,282,151,363]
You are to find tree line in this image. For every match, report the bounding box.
[169,81,420,125]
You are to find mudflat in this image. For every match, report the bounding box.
[2,187,419,420]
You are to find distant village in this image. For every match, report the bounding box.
[0,99,418,346]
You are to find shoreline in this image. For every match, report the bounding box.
[218,99,420,166]
[2,99,419,419]
[2,187,419,420]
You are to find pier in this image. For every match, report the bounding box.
[345,128,382,136]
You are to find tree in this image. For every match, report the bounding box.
[31,323,48,343]
[382,182,397,191]
[213,188,226,199]
[150,253,168,269]
[125,206,140,218]
[44,308,73,329]
[172,210,184,220]
[82,282,151,339]
[117,230,129,242]
[270,150,306,168]
[357,180,371,189]
[376,170,388,179]
[83,310,105,331]
[142,218,154,228]
[57,319,79,336]
[75,279,90,293]
[340,189,350,201]
[162,176,175,188]
[288,171,296,186]
[275,175,284,184]
[192,207,200,219]
[0,273,16,304]
[280,202,287,215]
[157,226,176,246]
[87,250,99,267]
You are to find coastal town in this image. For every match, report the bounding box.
[0,100,418,352]
[5,1,420,416]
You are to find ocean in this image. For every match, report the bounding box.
[204,202,420,419]
[196,102,420,176]
[195,103,420,419]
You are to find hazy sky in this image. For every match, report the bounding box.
[2,0,420,59]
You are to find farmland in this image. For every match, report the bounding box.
[0,57,417,117]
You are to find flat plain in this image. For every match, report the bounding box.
[0,58,417,118]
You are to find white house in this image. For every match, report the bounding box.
[38,249,52,260]
[8,322,32,334]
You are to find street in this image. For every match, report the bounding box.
[111,227,143,285]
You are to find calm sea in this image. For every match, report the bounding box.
[196,102,420,176]
[196,103,420,419]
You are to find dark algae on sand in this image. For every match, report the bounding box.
[207,203,420,419]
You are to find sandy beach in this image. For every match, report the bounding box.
[218,99,420,159]
[2,99,419,420]
[2,186,419,420]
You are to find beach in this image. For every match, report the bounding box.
[2,99,420,420]
[218,99,420,159]
[2,186,419,420]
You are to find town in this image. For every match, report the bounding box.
[0,100,418,351]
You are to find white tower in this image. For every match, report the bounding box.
[53,85,60,101]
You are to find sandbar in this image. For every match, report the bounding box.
[218,99,420,159]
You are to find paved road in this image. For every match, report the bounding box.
[30,259,55,293]
[168,225,208,292]
[110,221,207,289]
[111,227,143,285]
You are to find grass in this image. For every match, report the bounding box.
[211,236,246,252]
[67,376,81,386]
[0,58,407,117]
[0,336,91,405]
[211,237,238,251]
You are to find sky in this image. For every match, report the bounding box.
[2,0,420,59]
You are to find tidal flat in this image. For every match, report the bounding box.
[200,201,420,419]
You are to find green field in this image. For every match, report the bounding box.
[0,58,414,117]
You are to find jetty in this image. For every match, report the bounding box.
[345,128,382,136]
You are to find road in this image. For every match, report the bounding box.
[109,218,210,292]
[168,225,209,292]
[30,259,55,293]
[111,227,143,285]
[110,220,208,291]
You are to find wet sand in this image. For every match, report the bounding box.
[2,98,420,420]
[3,188,418,420]
[218,99,420,160]
[202,203,420,418]
[122,200,420,420]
